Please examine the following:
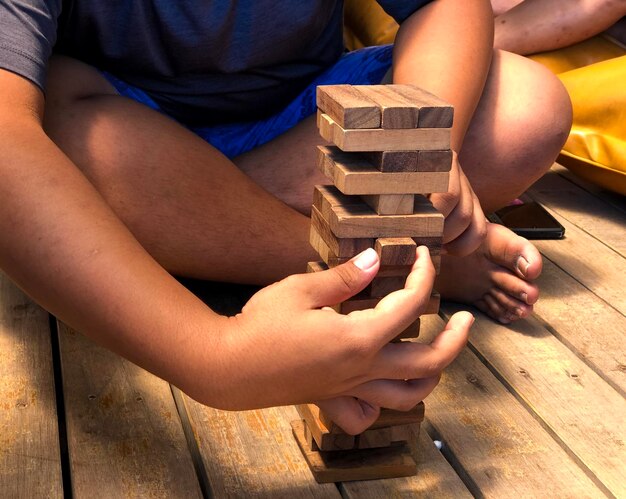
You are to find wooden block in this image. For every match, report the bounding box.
[316,85,381,129]
[356,424,416,449]
[362,194,415,215]
[378,265,412,278]
[354,85,419,128]
[318,113,450,152]
[318,146,449,195]
[370,403,426,430]
[392,319,421,342]
[375,237,417,266]
[369,275,406,297]
[362,151,418,172]
[390,423,421,443]
[357,427,392,449]
[417,149,453,172]
[310,205,373,258]
[291,420,417,483]
[296,404,355,451]
[313,185,444,239]
[307,261,328,274]
[389,85,454,128]
[310,226,350,267]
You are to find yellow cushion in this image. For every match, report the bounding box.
[556,55,626,195]
[343,1,626,194]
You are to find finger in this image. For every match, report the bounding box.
[443,193,487,256]
[315,397,380,435]
[441,171,475,246]
[357,246,436,343]
[350,376,440,411]
[429,152,461,217]
[292,248,379,309]
[371,311,474,379]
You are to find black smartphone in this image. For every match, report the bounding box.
[487,202,565,239]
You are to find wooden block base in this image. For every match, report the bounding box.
[291,420,417,483]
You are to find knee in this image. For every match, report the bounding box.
[499,51,573,173]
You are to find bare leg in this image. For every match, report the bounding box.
[494,0,626,55]
[43,56,318,285]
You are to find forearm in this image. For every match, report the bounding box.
[392,0,494,151]
[0,120,229,404]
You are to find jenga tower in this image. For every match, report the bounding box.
[290,84,453,483]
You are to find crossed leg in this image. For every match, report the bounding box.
[42,49,571,323]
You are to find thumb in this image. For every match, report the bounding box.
[297,248,380,309]
[316,397,380,435]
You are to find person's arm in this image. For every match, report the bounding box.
[494,0,626,55]
[0,69,472,431]
[391,0,494,255]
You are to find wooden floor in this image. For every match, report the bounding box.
[1,164,624,498]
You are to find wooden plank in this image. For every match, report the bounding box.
[340,430,473,498]
[389,85,454,128]
[316,85,381,129]
[57,324,202,498]
[440,304,626,497]
[362,151,418,172]
[309,226,350,268]
[417,150,453,172]
[553,162,626,215]
[375,237,417,266]
[530,205,626,315]
[313,185,444,239]
[533,256,626,395]
[0,273,63,498]
[318,113,451,152]
[369,275,407,297]
[362,194,415,215]
[528,169,626,256]
[355,85,419,128]
[416,314,604,497]
[180,396,341,497]
[318,146,449,195]
[310,205,373,258]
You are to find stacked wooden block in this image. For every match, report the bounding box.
[291,84,453,483]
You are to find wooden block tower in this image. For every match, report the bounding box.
[291,84,453,483]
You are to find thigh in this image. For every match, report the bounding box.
[460,49,572,212]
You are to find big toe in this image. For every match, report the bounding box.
[484,222,542,281]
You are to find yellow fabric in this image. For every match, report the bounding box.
[343,1,626,194]
[556,55,626,195]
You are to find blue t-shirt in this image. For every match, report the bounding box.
[0,1,432,125]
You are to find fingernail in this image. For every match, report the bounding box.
[516,256,530,277]
[521,292,529,304]
[515,308,524,318]
[352,248,378,271]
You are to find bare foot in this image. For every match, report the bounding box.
[436,222,542,324]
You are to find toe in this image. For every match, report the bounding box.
[484,223,543,281]
[491,269,540,305]
[483,294,513,324]
[489,288,533,319]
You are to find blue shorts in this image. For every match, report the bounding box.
[102,45,393,159]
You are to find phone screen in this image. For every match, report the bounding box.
[487,202,565,239]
